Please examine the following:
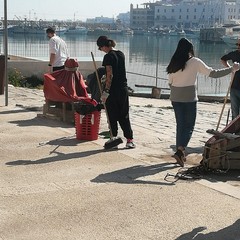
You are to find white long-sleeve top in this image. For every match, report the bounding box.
[168,57,213,86]
[168,57,213,102]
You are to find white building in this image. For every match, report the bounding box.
[130,0,240,30]
[154,0,223,29]
[222,0,240,25]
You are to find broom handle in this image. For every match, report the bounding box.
[91,52,114,138]
[216,73,234,131]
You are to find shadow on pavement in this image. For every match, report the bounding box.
[170,144,204,154]
[0,109,31,114]
[186,146,204,154]
[9,116,74,128]
[175,219,240,240]
[38,135,82,147]
[203,170,240,183]
[91,162,178,185]
[5,148,107,166]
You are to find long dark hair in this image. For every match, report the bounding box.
[166,38,195,74]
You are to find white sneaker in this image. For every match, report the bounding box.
[126,141,136,149]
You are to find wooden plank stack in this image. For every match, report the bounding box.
[202,116,240,170]
[42,100,75,123]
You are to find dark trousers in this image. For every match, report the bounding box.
[172,101,197,149]
[230,88,240,120]
[106,88,133,139]
[53,65,64,72]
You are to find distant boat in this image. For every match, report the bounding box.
[87,28,110,35]
[64,26,88,35]
[87,28,123,35]
[132,28,145,35]
[144,30,155,36]
[221,35,239,47]
[54,27,67,34]
[121,29,134,35]
[10,25,46,34]
[184,29,200,38]
[108,29,122,34]
[0,24,15,34]
[168,29,185,36]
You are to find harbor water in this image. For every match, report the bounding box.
[0,33,237,95]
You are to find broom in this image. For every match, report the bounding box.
[216,72,234,131]
[91,52,123,149]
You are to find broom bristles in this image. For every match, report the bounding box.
[104,137,123,149]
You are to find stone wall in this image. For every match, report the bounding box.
[7,57,102,79]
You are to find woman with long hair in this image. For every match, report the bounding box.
[166,38,239,167]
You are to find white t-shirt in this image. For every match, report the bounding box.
[49,35,69,67]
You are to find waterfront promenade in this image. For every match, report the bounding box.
[0,86,239,240]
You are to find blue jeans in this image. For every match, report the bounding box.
[230,88,240,120]
[172,101,197,149]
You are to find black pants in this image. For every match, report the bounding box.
[53,65,64,72]
[106,87,133,139]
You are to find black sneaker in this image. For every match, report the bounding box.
[173,149,185,167]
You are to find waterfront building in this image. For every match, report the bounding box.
[130,2,155,30]
[130,0,240,30]
[86,16,114,24]
[223,0,240,25]
[154,0,222,29]
[117,12,131,28]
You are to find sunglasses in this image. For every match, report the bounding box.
[236,43,240,46]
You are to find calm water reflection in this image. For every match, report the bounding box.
[1,33,235,94]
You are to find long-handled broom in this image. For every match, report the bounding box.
[91,52,123,149]
[216,72,234,131]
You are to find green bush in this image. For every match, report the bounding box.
[8,68,25,87]
[8,69,43,88]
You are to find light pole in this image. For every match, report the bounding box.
[74,12,78,22]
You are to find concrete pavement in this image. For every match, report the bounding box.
[0,86,240,240]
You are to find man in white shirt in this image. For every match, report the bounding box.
[46,27,69,72]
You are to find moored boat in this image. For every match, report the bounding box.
[168,29,186,36]
[0,24,16,34]
[221,34,239,47]
[10,25,46,34]
[64,26,88,35]
[121,29,134,35]
[184,28,200,38]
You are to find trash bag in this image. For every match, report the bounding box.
[74,102,96,115]
[73,97,103,115]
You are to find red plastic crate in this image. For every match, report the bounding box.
[75,111,101,140]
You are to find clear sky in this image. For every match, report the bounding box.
[0,0,148,21]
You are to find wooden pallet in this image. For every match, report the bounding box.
[202,116,240,170]
[42,100,75,123]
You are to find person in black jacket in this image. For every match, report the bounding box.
[86,67,105,102]
[221,38,240,120]
[96,36,135,149]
